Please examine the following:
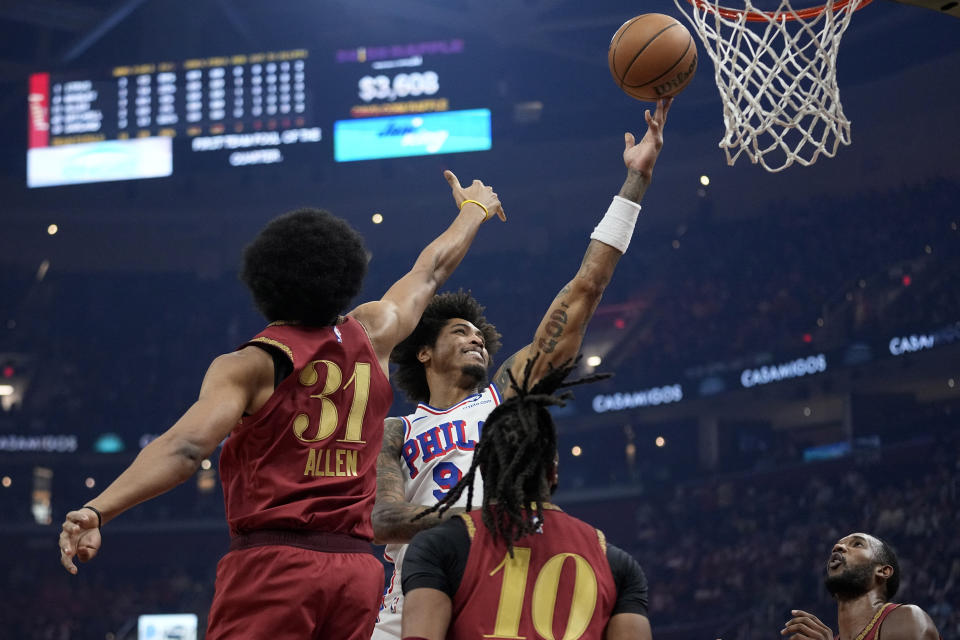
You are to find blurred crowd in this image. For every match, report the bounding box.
[601,179,960,379]
[568,432,960,639]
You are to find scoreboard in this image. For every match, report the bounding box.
[27,40,492,188]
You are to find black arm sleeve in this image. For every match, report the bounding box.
[607,543,649,616]
[401,517,471,598]
[246,341,293,388]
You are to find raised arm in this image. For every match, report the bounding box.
[58,346,273,574]
[372,417,464,544]
[351,171,504,376]
[493,98,672,396]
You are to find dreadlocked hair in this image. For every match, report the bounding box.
[390,290,502,403]
[416,354,611,555]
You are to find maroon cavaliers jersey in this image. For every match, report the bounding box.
[219,317,392,540]
[833,604,941,640]
[449,505,618,640]
[854,603,899,640]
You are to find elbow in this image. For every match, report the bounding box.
[174,444,204,483]
[371,503,408,544]
[155,435,206,484]
[571,274,607,302]
[371,505,395,544]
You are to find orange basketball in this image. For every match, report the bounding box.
[608,13,698,102]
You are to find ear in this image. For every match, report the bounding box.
[417,345,432,365]
[876,564,894,580]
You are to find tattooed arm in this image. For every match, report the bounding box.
[492,241,621,397]
[492,99,671,397]
[372,417,464,544]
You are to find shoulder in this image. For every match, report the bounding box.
[606,542,646,581]
[196,348,275,411]
[882,604,940,640]
[348,301,392,339]
[605,542,649,616]
[209,347,274,382]
[491,351,523,399]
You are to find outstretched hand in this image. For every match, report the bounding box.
[59,508,102,575]
[444,170,506,221]
[781,609,834,640]
[623,97,673,179]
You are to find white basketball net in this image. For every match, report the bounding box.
[674,0,866,172]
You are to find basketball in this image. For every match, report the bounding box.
[608,13,698,102]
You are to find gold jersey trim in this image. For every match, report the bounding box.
[250,336,294,366]
[596,528,607,555]
[458,513,477,540]
[524,501,562,512]
[854,604,891,640]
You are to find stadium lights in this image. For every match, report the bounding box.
[1,476,10,488]
[571,445,582,457]
[585,355,602,367]
[655,436,666,448]
[47,224,58,236]
[36,260,50,282]
[699,175,710,186]
[0,385,14,396]
[372,213,383,224]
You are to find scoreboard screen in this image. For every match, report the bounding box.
[330,39,491,162]
[27,50,318,188]
[26,39,492,188]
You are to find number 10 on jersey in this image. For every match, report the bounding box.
[485,547,599,640]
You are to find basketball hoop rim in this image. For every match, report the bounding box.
[686,0,873,22]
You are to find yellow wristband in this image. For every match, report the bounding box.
[459,199,490,221]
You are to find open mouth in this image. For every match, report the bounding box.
[463,350,485,362]
[828,553,844,569]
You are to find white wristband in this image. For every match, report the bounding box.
[589,196,641,254]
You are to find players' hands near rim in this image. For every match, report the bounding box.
[623,97,672,180]
[59,508,102,575]
[444,170,506,222]
[781,609,833,640]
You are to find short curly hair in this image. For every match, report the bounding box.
[240,208,368,325]
[390,290,502,403]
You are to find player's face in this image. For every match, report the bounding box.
[824,533,880,599]
[827,533,877,573]
[429,318,490,373]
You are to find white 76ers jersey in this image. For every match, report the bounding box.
[383,383,502,567]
